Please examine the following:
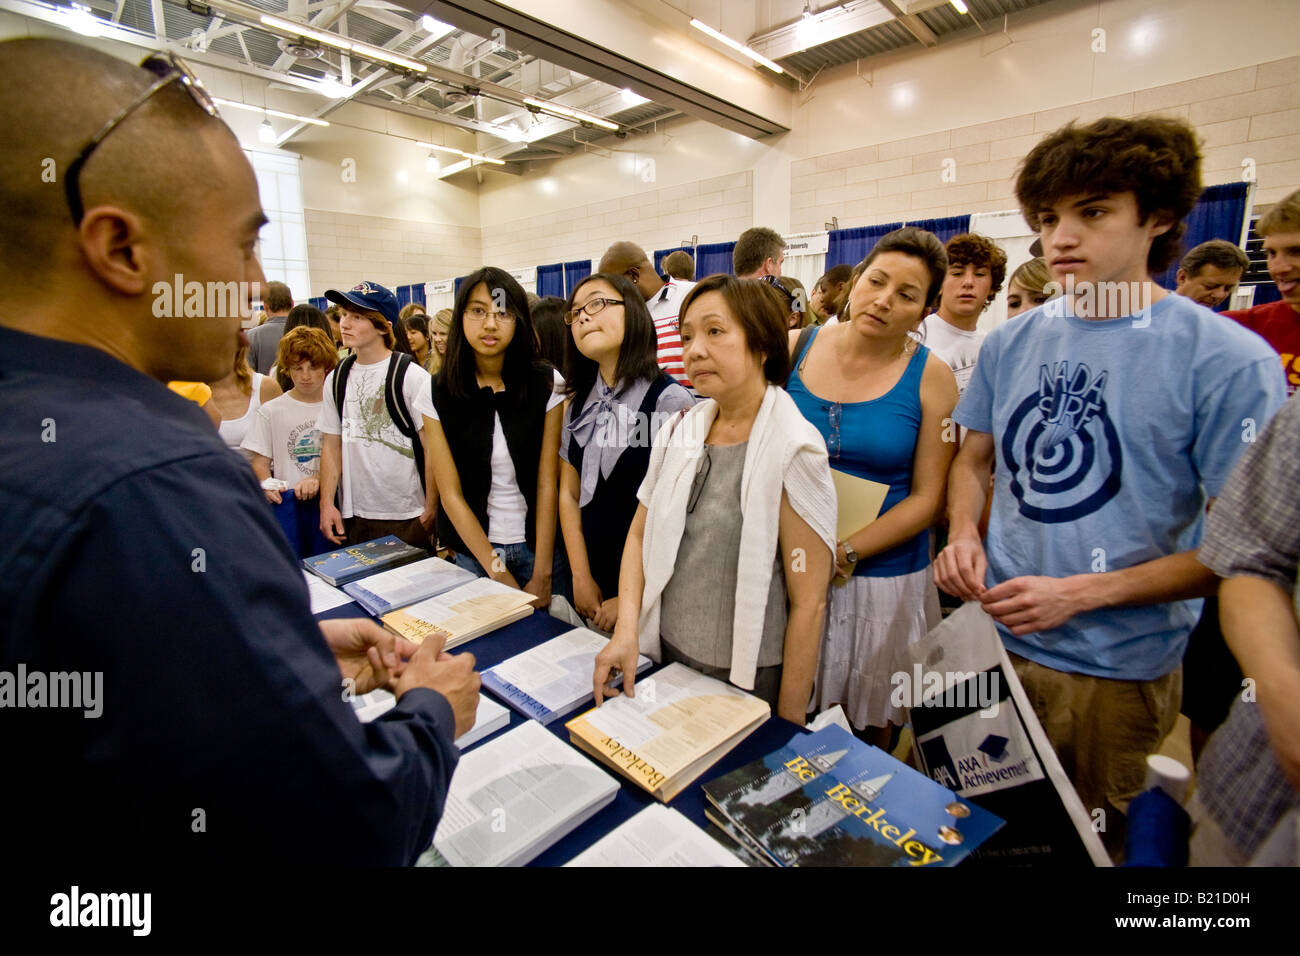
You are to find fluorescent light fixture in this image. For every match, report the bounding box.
[523,96,618,131]
[259,14,352,51]
[259,14,426,72]
[949,0,969,13]
[258,118,276,143]
[689,18,785,74]
[213,98,330,127]
[354,44,427,73]
[415,141,466,155]
[64,2,101,37]
[462,151,506,166]
[620,88,650,107]
[420,15,455,42]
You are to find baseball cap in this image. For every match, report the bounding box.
[324,281,400,327]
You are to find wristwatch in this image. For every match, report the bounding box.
[841,541,859,564]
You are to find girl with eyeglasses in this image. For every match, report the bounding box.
[592,276,837,722]
[558,274,695,632]
[426,267,567,608]
[785,227,960,749]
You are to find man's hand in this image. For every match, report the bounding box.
[320,501,346,545]
[980,575,1089,636]
[573,573,603,621]
[320,618,417,695]
[294,477,319,500]
[935,535,988,601]
[396,636,481,739]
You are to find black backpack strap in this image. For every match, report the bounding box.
[332,352,356,417]
[785,325,815,388]
[384,352,427,494]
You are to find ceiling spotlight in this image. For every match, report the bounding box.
[258,118,276,143]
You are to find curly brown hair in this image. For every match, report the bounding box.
[1015,116,1202,274]
[944,233,1008,303]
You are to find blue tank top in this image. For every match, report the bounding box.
[787,326,931,577]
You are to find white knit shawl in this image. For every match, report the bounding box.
[636,384,838,690]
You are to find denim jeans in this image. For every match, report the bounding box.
[452,541,572,603]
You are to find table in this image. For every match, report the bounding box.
[316,600,804,866]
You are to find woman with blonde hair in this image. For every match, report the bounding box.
[1005,256,1059,318]
[429,309,452,375]
[208,344,282,460]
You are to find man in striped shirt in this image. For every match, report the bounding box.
[599,241,696,389]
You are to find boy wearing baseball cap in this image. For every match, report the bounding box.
[318,280,438,549]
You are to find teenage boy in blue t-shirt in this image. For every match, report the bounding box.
[935,116,1286,853]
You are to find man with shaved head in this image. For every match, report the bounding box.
[0,38,476,866]
[598,240,696,388]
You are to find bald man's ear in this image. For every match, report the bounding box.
[77,206,154,296]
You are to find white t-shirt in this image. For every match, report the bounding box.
[317,356,438,520]
[485,368,565,544]
[240,393,323,485]
[917,314,986,395]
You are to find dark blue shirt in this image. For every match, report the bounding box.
[0,325,457,865]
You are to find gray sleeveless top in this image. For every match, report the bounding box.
[660,441,787,669]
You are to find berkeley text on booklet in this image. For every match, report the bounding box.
[702,724,1004,867]
[482,626,653,725]
[381,577,536,649]
[566,663,769,802]
[426,721,618,867]
[341,555,477,617]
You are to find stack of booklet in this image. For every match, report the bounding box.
[481,627,653,725]
[351,690,510,750]
[565,663,770,802]
[425,721,619,867]
[341,556,476,616]
[564,804,746,867]
[380,577,536,649]
[701,725,1004,867]
[301,535,426,586]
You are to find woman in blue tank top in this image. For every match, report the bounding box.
[787,227,959,748]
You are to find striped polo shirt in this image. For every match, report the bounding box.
[648,277,695,388]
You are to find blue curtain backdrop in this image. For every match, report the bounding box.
[395,284,425,310]
[1153,182,1250,310]
[536,263,564,299]
[308,296,328,312]
[453,275,471,298]
[563,259,592,298]
[906,215,972,246]
[694,241,736,278]
[826,223,902,269]
[653,247,693,276]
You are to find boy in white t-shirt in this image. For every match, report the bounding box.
[243,326,337,504]
[317,281,439,550]
[916,233,1007,395]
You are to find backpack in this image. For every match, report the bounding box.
[331,351,427,493]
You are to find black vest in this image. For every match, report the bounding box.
[434,363,555,553]
[565,373,673,596]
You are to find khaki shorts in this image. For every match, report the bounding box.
[1008,652,1181,856]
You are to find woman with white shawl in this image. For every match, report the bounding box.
[592,275,837,724]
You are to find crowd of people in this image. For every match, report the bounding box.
[5,36,1299,868]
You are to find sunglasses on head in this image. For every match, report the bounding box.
[65,51,217,225]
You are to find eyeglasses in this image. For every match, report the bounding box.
[687,447,712,514]
[65,51,217,225]
[759,274,797,310]
[825,403,842,460]
[565,297,624,325]
[464,306,517,325]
